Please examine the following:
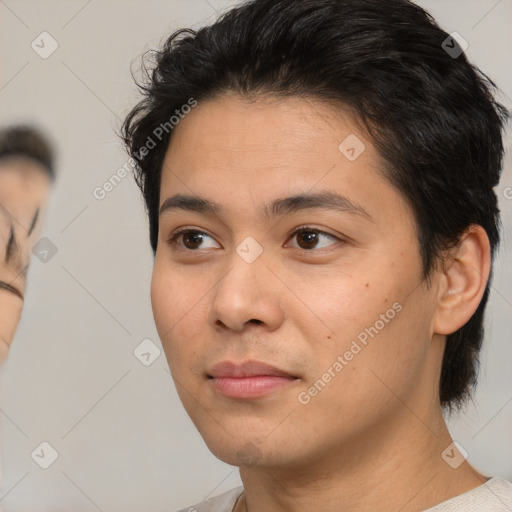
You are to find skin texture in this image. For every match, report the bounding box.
[151,94,491,511]
[0,157,51,362]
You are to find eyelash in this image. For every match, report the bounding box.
[167,225,342,253]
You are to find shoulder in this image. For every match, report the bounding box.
[425,477,512,511]
[175,486,244,512]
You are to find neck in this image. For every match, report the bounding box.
[236,406,485,512]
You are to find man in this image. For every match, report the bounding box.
[0,126,54,362]
[122,0,512,510]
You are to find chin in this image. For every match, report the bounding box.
[200,426,305,470]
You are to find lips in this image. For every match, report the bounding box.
[209,360,296,378]
[208,360,299,399]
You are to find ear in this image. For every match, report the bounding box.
[434,225,491,335]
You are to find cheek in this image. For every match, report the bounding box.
[284,264,399,353]
[150,260,208,371]
[307,287,432,420]
[0,295,23,353]
[296,257,428,389]
[151,258,196,329]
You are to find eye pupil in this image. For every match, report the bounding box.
[183,232,203,249]
[297,231,318,249]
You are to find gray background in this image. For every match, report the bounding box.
[0,1,510,510]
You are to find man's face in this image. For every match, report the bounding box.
[152,94,444,468]
[0,158,51,361]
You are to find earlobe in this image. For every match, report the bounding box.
[434,225,491,336]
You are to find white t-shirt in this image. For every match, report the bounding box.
[176,477,512,512]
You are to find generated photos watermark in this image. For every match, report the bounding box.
[93,97,197,200]
[298,301,403,405]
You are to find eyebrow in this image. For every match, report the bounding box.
[0,206,40,264]
[3,225,25,274]
[5,225,20,264]
[28,208,40,236]
[159,191,373,221]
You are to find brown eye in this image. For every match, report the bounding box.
[181,231,205,249]
[169,229,219,251]
[289,227,339,251]
[296,230,320,249]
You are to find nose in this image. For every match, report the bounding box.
[208,251,284,333]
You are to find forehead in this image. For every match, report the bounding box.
[0,159,51,219]
[159,94,410,223]
[165,94,366,167]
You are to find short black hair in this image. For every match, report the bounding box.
[0,125,55,180]
[122,0,508,410]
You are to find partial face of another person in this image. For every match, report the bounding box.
[151,94,448,468]
[0,157,51,362]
